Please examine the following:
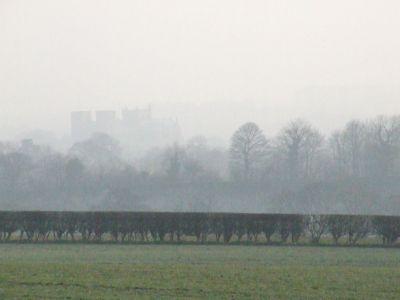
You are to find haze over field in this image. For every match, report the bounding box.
[3,3,400,300]
[1,0,400,140]
[1,1,400,215]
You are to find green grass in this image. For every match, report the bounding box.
[0,244,400,299]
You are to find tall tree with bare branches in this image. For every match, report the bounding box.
[230,122,268,181]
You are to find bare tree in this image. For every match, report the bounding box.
[69,133,122,170]
[230,122,268,181]
[277,119,323,182]
[329,120,366,177]
[186,136,229,178]
[163,143,187,180]
[365,115,400,177]
[329,130,347,176]
[343,120,365,176]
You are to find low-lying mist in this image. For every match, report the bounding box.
[1,114,400,215]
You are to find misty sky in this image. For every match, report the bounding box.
[1,0,400,141]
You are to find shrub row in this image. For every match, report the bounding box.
[0,212,399,245]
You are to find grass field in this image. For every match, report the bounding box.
[0,244,400,299]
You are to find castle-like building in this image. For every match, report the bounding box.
[71,107,180,154]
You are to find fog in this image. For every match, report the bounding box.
[1,1,400,214]
[1,0,400,140]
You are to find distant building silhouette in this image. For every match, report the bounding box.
[70,111,93,141]
[70,107,180,154]
[95,110,117,135]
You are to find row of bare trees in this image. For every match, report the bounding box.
[229,116,400,182]
[228,116,400,214]
[1,115,400,213]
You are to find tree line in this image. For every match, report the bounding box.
[1,115,400,214]
[0,211,399,246]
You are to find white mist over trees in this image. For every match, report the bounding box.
[1,115,400,214]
